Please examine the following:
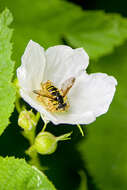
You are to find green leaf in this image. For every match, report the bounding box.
[0,156,56,190]
[0,9,16,135]
[66,11,127,59]
[78,42,127,190]
[0,0,127,66]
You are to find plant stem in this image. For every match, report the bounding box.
[22,127,35,145]
[26,121,48,171]
[26,146,43,170]
[15,97,22,113]
[41,121,48,132]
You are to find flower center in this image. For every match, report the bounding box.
[33,80,69,112]
[33,77,75,113]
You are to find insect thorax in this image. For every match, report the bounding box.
[36,80,69,113]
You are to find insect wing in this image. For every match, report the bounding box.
[61,77,75,97]
[33,90,54,99]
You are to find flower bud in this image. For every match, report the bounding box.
[34,131,72,155]
[18,109,36,131]
[34,132,57,155]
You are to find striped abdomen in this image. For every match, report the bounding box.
[47,85,67,110]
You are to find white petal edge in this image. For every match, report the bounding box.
[44,45,89,88]
[17,40,46,92]
[51,111,96,125]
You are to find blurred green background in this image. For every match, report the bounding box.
[0,0,127,190]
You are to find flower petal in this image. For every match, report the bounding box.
[51,72,117,125]
[52,111,96,125]
[17,40,46,92]
[44,45,89,88]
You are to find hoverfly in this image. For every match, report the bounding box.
[33,77,75,112]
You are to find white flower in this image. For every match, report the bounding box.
[17,40,117,125]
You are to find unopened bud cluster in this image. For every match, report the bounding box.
[18,109,72,155]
